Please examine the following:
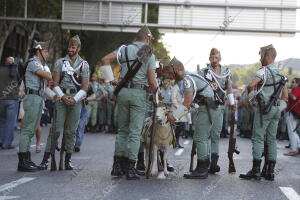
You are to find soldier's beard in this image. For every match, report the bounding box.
[68,51,76,57]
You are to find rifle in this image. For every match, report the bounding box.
[113,45,152,98]
[261,135,268,177]
[228,108,240,173]
[262,76,288,114]
[189,141,196,172]
[59,118,67,170]
[146,91,158,179]
[50,104,57,171]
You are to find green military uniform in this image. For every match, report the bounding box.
[240,44,286,181]
[252,63,283,161]
[19,56,46,153]
[114,41,156,160]
[104,84,115,130]
[110,25,155,180]
[183,70,216,179]
[87,81,104,129]
[97,82,107,131]
[200,65,232,156]
[18,40,50,172]
[184,72,216,160]
[238,92,254,138]
[44,55,89,154]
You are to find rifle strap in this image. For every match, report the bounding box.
[258,101,263,127]
[125,47,131,70]
[266,67,277,93]
[204,102,212,124]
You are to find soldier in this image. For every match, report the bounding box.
[39,35,90,170]
[199,48,235,174]
[87,75,103,132]
[104,81,115,133]
[238,91,254,139]
[100,25,158,180]
[17,41,53,172]
[240,44,288,181]
[97,78,107,132]
[166,57,216,179]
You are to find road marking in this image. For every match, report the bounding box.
[280,187,300,200]
[72,156,91,160]
[30,143,44,148]
[183,140,190,145]
[174,149,184,156]
[0,177,35,193]
[0,196,20,200]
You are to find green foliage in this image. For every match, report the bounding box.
[27,0,61,18]
[230,63,260,88]
[0,0,61,18]
[230,63,300,88]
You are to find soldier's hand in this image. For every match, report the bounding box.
[103,91,108,97]
[62,96,75,105]
[53,95,61,102]
[158,92,164,101]
[111,80,118,86]
[68,97,76,105]
[230,104,237,111]
[167,113,176,123]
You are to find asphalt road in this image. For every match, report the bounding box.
[0,127,300,200]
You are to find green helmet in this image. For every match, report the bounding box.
[69,34,81,47]
[137,25,153,39]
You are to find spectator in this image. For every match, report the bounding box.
[284,78,300,156]
[161,80,172,105]
[0,57,20,149]
[171,80,188,149]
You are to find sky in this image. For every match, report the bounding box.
[161,1,300,72]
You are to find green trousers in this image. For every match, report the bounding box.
[210,105,225,155]
[98,101,106,125]
[19,94,43,152]
[45,97,82,153]
[252,106,280,161]
[194,105,217,160]
[114,88,147,161]
[106,102,113,126]
[88,101,98,126]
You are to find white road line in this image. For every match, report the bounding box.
[30,143,44,148]
[73,156,91,160]
[0,177,35,193]
[280,187,300,200]
[183,140,190,145]
[174,149,184,156]
[0,196,20,200]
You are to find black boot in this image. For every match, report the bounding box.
[265,160,276,181]
[239,159,261,180]
[65,153,74,170]
[184,159,208,179]
[26,151,38,168]
[208,153,220,174]
[38,152,50,170]
[126,159,140,180]
[260,161,268,178]
[111,156,125,177]
[17,152,38,172]
[136,152,146,171]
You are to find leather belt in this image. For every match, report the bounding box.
[125,83,148,91]
[62,88,77,94]
[26,89,41,96]
[195,96,218,109]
